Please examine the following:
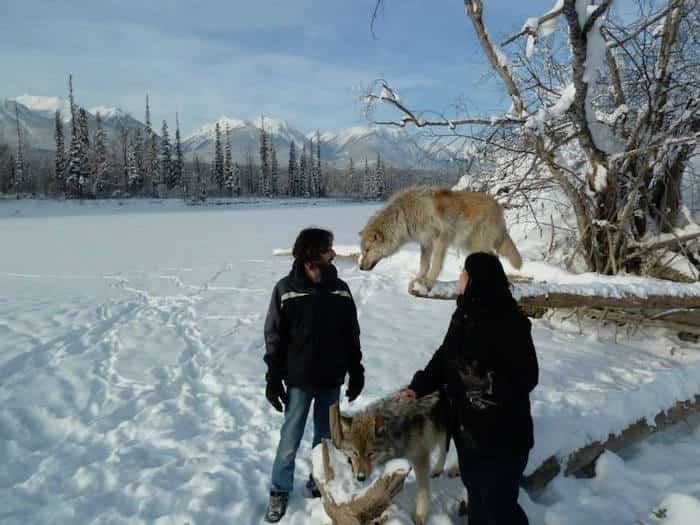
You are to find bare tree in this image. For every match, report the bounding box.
[366,0,700,275]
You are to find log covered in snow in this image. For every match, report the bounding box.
[522,395,700,495]
[409,279,700,310]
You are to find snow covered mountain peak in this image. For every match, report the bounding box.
[89,106,129,120]
[14,95,73,121]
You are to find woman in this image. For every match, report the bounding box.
[398,252,538,525]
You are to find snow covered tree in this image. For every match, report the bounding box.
[362,157,372,199]
[160,120,172,191]
[375,153,386,199]
[270,142,279,196]
[308,138,320,197]
[288,141,298,196]
[54,110,66,196]
[13,102,24,195]
[316,130,325,197]
[127,136,141,193]
[92,112,108,196]
[366,0,700,276]
[143,94,158,195]
[259,118,272,196]
[299,142,308,197]
[77,108,90,198]
[345,157,356,196]
[173,112,184,191]
[245,147,255,195]
[214,122,224,193]
[224,123,234,196]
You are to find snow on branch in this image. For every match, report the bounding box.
[561,0,613,164]
[365,80,525,129]
[501,0,564,47]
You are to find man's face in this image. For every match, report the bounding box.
[315,245,336,267]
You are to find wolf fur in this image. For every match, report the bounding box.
[335,392,448,525]
[358,186,522,289]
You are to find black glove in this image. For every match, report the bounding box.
[265,379,288,412]
[346,371,365,402]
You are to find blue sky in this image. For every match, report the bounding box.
[1,0,632,136]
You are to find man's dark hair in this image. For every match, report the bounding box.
[292,228,334,263]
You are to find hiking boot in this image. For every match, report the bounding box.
[306,475,321,498]
[264,491,289,523]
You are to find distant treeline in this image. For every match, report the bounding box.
[0,76,457,202]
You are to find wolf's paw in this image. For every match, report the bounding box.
[411,512,427,525]
[430,468,443,478]
[445,463,461,478]
[409,277,433,293]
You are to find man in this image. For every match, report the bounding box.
[263,227,364,523]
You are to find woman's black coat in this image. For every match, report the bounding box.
[409,295,538,455]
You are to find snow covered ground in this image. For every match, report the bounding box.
[2,198,700,525]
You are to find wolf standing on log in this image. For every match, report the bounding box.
[358,186,522,290]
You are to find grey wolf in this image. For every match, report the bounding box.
[333,392,448,525]
[358,186,522,289]
[263,228,364,522]
[407,252,538,524]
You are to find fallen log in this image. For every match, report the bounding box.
[522,395,700,495]
[312,439,410,525]
[409,280,700,310]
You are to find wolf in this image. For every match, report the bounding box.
[358,186,522,290]
[331,392,448,525]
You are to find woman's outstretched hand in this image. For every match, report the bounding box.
[396,388,417,401]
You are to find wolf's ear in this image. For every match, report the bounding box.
[373,231,384,243]
[374,415,385,436]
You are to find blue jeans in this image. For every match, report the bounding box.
[270,385,340,493]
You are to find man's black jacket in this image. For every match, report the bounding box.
[264,260,362,389]
[409,294,538,454]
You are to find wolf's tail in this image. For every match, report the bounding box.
[497,232,522,269]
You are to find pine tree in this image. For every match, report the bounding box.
[173,112,184,191]
[299,142,307,197]
[68,74,77,137]
[245,147,255,194]
[143,94,158,194]
[54,110,66,196]
[363,157,371,199]
[233,162,241,197]
[224,124,234,196]
[259,118,271,196]
[375,153,385,199]
[345,157,355,196]
[288,141,297,196]
[316,130,324,197]
[160,120,172,190]
[119,127,129,195]
[14,102,24,195]
[92,112,108,196]
[77,108,90,198]
[193,155,206,202]
[308,138,318,197]
[270,143,278,196]
[214,122,224,193]
[127,137,141,193]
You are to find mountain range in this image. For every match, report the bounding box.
[0,95,455,169]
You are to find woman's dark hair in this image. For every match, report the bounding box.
[463,252,516,309]
[293,228,334,263]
